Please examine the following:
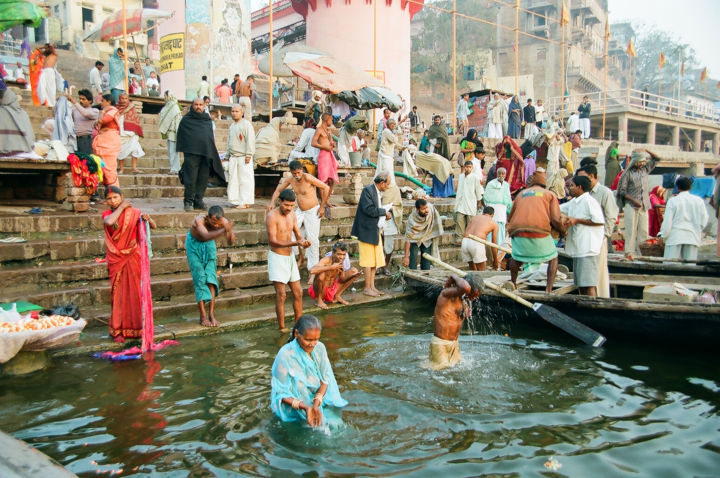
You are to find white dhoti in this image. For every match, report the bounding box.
[375,152,396,184]
[227,155,255,206]
[524,123,538,139]
[580,118,591,138]
[488,123,503,139]
[461,237,487,264]
[597,236,610,298]
[293,204,321,272]
[119,132,145,160]
[38,67,57,107]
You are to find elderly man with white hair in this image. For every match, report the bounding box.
[376,117,403,184]
[482,167,513,247]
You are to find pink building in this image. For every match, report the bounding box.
[290,0,424,104]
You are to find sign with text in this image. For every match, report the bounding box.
[159,33,184,73]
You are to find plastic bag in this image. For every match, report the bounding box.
[0,304,22,323]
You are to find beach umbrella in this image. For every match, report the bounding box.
[82,8,173,42]
[0,0,47,32]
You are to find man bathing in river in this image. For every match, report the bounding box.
[308,242,361,309]
[429,273,484,370]
[187,206,235,327]
[268,160,329,279]
[267,189,311,331]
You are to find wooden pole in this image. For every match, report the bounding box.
[560,17,565,123]
[372,0,377,138]
[268,0,273,120]
[452,0,456,128]
[514,0,519,95]
[122,0,128,92]
[601,16,609,139]
[131,34,146,94]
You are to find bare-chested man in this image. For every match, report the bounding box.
[268,160,329,276]
[308,241,361,309]
[429,273,484,370]
[37,43,59,107]
[312,113,339,208]
[186,205,235,327]
[267,188,311,331]
[461,206,499,271]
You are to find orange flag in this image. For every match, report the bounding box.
[560,2,569,26]
[700,67,708,82]
[681,61,685,76]
[605,16,610,40]
[659,52,666,69]
[626,39,636,58]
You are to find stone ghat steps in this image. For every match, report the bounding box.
[0,201,456,235]
[0,218,457,279]
[1,245,461,313]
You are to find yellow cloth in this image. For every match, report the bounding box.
[358,240,385,268]
[428,335,461,370]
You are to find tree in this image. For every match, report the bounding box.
[631,24,698,95]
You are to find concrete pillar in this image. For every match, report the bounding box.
[694,129,702,152]
[646,122,656,145]
[618,114,628,142]
[672,126,680,148]
[713,132,720,155]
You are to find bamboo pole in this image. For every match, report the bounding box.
[560,16,565,122]
[122,0,128,92]
[601,16,609,139]
[130,34,146,94]
[372,0,377,138]
[452,0,456,128]
[514,0,519,95]
[268,0,273,120]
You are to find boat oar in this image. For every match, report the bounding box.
[467,234,512,254]
[422,253,607,347]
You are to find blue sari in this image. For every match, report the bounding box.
[270,340,347,426]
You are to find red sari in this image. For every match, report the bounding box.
[495,136,526,196]
[648,186,666,237]
[104,207,144,339]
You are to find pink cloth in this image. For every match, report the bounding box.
[138,219,154,353]
[317,149,339,184]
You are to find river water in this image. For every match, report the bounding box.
[0,299,718,476]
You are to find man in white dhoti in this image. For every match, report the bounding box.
[487,92,507,139]
[376,118,403,185]
[660,176,709,261]
[37,44,58,107]
[289,118,319,162]
[268,161,329,279]
[115,93,145,174]
[226,104,256,208]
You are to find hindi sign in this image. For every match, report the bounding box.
[159,33,184,73]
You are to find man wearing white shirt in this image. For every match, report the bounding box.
[535,99,544,129]
[12,61,25,83]
[89,61,103,100]
[566,111,580,135]
[288,118,319,162]
[560,175,605,296]
[454,161,484,243]
[146,71,160,91]
[660,176,709,260]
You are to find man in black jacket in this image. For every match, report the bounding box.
[177,98,226,211]
[351,173,391,296]
[523,98,537,139]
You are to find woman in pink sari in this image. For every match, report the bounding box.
[648,185,666,237]
[103,186,156,343]
[93,93,122,187]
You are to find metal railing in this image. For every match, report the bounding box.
[545,89,720,125]
[0,38,23,58]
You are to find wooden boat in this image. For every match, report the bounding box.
[557,250,720,278]
[403,268,720,349]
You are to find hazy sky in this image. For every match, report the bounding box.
[608,0,719,76]
[249,0,718,76]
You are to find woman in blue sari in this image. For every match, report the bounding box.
[270,315,347,427]
[507,96,523,139]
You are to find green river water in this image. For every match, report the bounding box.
[0,299,719,477]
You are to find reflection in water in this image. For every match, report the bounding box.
[0,300,719,477]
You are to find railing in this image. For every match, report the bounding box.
[545,89,720,125]
[0,38,23,58]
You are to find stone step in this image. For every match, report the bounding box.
[1,244,461,311]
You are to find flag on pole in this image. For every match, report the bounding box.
[681,61,685,76]
[626,39,636,58]
[700,67,707,82]
[659,52,666,69]
[560,3,569,25]
[605,15,610,40]
[716,80,720,89]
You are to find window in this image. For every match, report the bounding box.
[82,7,94,25]
[463,65,475,81]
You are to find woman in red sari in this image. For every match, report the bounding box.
[494,136,526,196]
[648,185,666,237]
[93,94,122,187]
[103,186,156,342]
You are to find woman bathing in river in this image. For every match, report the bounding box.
[270,314,347,427]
